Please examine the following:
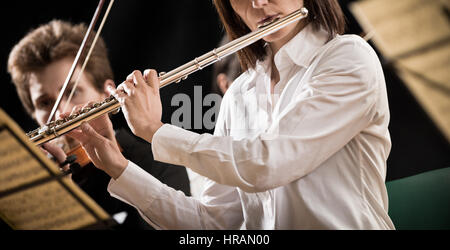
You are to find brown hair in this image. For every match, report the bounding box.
[7,20,113,115]
[213,0,346,71]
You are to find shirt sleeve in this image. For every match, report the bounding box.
[151,38,381,193]
[107,160,243,229]
[107,102,244,229]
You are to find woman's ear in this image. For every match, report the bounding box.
[102,79,116,96]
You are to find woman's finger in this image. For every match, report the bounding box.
[126,72,134,82]
[122,81,136,95]
[106,85,118,96]
[71,105,82,116]
[143,69,154,86]
[126,70,141,84]
[107,85,128,104]
[82,101,95,109]
[131,70,146,87]
[143,69,160,90]
[56,111,70,121]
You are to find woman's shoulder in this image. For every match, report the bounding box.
[324,33,379,61]
[310,33,382,78]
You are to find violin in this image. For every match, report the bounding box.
[66,144,92,168]
[48,135,92,175]
[53,135,122,176]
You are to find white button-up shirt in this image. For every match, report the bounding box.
[108,24,395,229]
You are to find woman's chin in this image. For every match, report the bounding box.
[262,29,291,44]
[263,22,304,46]
[262,32,285,43]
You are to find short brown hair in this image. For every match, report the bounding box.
[213,0,346,71]
[7,20,113,115]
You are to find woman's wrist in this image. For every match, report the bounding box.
[108,157,128,180]
[138,121,164,143]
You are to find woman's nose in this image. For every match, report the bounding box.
[252,0,269,9]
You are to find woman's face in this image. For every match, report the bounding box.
[230,0,304,44]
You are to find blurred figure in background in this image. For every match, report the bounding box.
[212,35,242,95]
[7,20,190,229]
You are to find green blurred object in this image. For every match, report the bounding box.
[386,167,450,230]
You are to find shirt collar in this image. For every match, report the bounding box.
[254,23,330,74]
[245,24,330,92]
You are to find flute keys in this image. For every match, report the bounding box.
[105,95,115,102]
[68,114,78,120]
[26,128,39,138]
[47,121,56,128]
[81,107,91,114]
[175,76,188,83]
[55,119,65,126]
[111,108,121,115]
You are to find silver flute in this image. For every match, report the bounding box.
[27,7,308,145]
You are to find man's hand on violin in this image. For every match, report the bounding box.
[39,104,122,178]
[107,69,164,143]
[40,142,70,173]
[62,69,165,180]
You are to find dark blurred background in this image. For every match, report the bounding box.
[0,0,448,181]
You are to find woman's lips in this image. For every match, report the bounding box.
[257,14,281,28]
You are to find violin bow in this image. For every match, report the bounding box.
[47,0,115,123]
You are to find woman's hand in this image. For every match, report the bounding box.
[64,104,128,180]
[67,122,128,180]
[107,70,164,143]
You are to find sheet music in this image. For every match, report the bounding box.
[0,180,98,229]
[396,43,450,141]
[350,0,450,142]
[350,0,450,58]
[397,43,450,90]
[0,129,50,192]
[0,109,111,229]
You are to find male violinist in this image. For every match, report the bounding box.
[7,20,191,229]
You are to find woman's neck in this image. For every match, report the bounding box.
[268,21,307,94]
[270,60,280,94]
[269,21,306,55]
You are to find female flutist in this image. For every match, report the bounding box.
[68,0,395,229]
